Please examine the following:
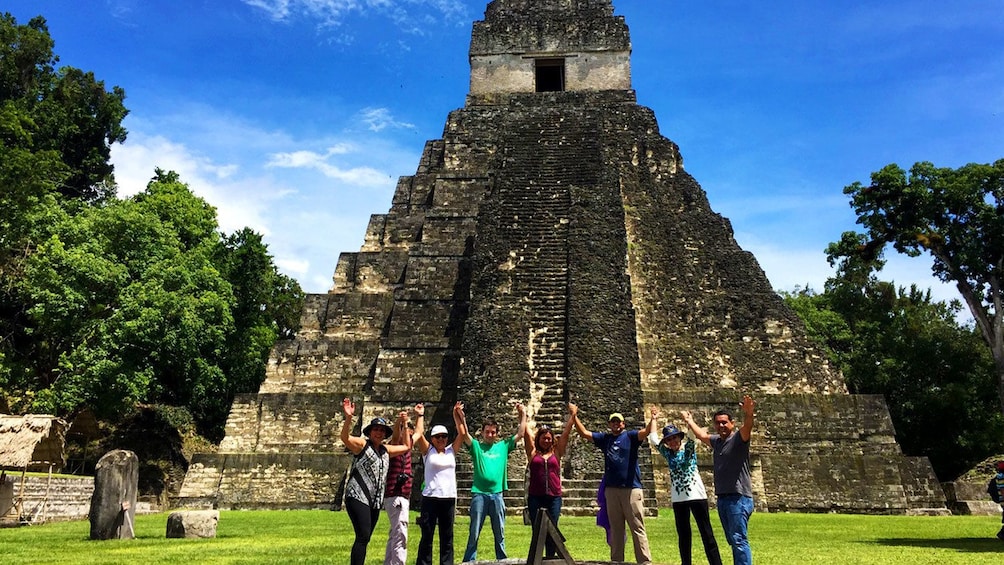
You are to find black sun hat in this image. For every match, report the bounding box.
[661,424,685,442]
[363,417,393,437]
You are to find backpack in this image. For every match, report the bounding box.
[988,477,1002,503]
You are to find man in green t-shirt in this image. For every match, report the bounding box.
[457,402,527,562]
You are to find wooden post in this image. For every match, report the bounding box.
[39,463,53,523]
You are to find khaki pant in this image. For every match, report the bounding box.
[604,486,652,565]
[383,495,409,565]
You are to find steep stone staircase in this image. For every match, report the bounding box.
[449,105,657,517]
[492,106,605,430]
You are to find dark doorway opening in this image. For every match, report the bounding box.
[535,58,565,92]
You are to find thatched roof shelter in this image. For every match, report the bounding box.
[0,415,68,471]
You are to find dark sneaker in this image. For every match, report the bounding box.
[997,528,1004,541]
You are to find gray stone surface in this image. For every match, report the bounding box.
[89,449,138,540]
[8,475,93,523]
[942,479,1004,516]
[166,509,219,538]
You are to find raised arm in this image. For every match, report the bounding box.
[638,407,658,441]
[382,410,414,457]
[340,397,366,454]
[390,410,408,445]
[569,403,593,441]
[554,403,576,458]
[739,395,755,442]
[454,401,472,448]
[681,409,711,447]
[412,403,425,445]
[414,402,430,453]
[523,423,536,460]
[515,402,527,443]
[386,442,412,456]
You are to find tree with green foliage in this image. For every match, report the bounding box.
[0,13,127,203]
[11,170,303,438]
[1,12,127,398]
[1,13,302,440]
[20,171,234,422]
[216,228,304,419]
[221,227,307,383]
[832,160,1004,418]
[784,260,1004,479]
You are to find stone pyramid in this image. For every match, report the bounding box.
[179,0,947,515]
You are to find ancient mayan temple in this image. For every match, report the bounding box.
[180,0,947,515]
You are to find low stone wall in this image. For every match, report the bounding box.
[1,475,160,525]
[176,453,345,510]
[2,475,93,524]
[943,479,1004,516]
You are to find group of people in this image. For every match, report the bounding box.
[572,395,756,565]
[340,394,757,565]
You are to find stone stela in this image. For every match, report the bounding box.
[178,0,948,516]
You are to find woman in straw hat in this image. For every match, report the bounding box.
[341,397,413,565]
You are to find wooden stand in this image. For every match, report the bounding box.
[526,508,575,565]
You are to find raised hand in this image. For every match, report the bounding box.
[342,397,355,418]
[740,395,755,417]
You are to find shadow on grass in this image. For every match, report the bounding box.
[872,537,1004,553]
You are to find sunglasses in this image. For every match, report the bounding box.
[432,434,448,439]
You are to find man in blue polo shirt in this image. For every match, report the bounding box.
[571,403,656,565]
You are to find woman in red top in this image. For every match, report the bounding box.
[523,403,576,559]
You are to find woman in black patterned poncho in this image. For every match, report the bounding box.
[341,397,413,565]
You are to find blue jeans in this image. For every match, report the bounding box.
[463,492,506,561]
[716,494,753,565]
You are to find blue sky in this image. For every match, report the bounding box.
[7,1,1004,309]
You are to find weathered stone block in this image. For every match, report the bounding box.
[166,510,219,538]
[89,449,138,540]
[942,479,1004,516]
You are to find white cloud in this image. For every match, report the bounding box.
[242,0,298,22]
[265,144,353,168]
[359,107,416,132]
[106,0,139,22]
[111,132,282,235]
[241,0,468,30]
[108,102,416,294]
[276,257,310,278]
[265,146,392,186]
[113,134,243,198]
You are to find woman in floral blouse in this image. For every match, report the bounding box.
[651,419,723,565]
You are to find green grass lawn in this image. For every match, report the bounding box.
[1,509,1002,564]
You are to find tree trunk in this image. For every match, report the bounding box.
[996,352,1004,420]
